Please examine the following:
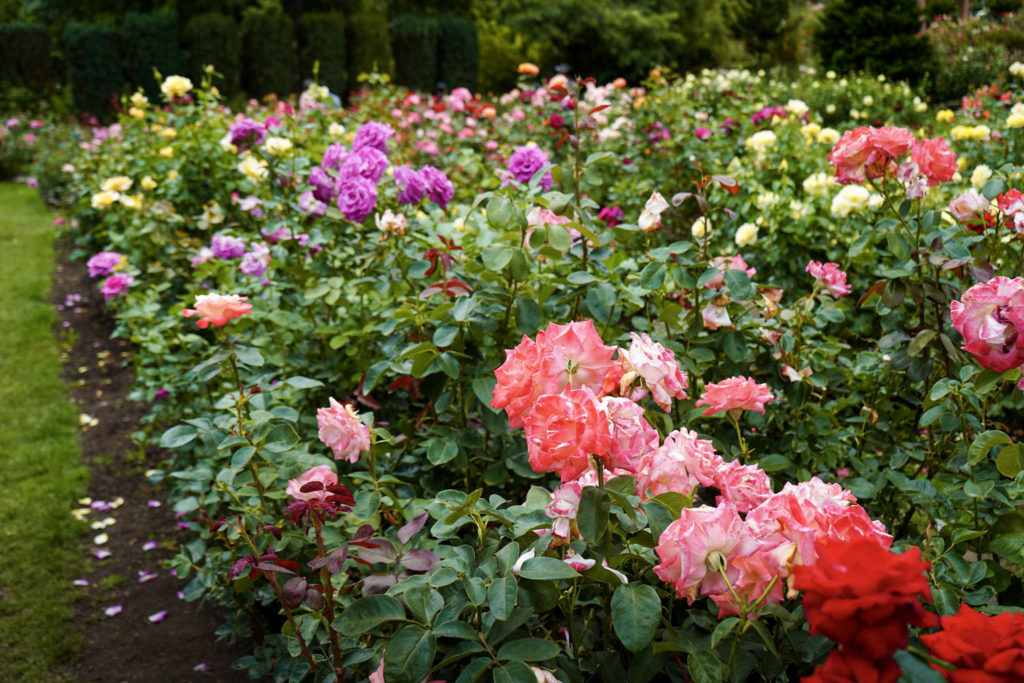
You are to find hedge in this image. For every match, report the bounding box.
[241,10,297,98]
[391,15,438,93]
[122,11,186,96]
[0,23,54,92]
[298,11,347,96]
[347,1,394,93]
[436,14,478,91]
[63,21,123,117]
[185,12,241,97]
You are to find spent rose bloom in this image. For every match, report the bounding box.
[622,332,688,411]
[703,255,756,289]
[806,261,852,298]
[638,191,670,233]
[653,503,760,603]
[182,293,252,328]
[87,251,123,278]
[951,276,1024,373]
[911,137,957,186]
[317,397,371,463]
[695,376,775,417]
[921,604,1024,683]
[793,537,938,661]
[286,465,338,502]
[101,273,134,300]
[600,396,659,472]
[635,428,723,499]
[523,387,611,481]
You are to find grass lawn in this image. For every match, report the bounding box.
[0,183,87,681]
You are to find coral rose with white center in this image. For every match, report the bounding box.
[805,260,851,298]
[622,332,688,411]
[712,459,773,513]
[951,276,1024,372]
[182,293,252,328]
[286,465,338,502]
[317,397,371,463]
[523,387,611,482]
[635,428,723,499]
[695,376,774,417]
[600,396,659,472]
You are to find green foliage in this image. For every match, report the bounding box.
[241,7,296,98]
[347,0,394,92]
[0,22,53,92]
[476,19,535,94]
[298,12,347,96]
[923,11,1024,104]
[121,11,186,96]
[817,0,935,83]
[185,12,242,97]
[391,14,438,93]
[436,15,478,91]
[62,20,123,118]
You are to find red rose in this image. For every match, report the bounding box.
[921,604,1024,682]
[793,537,938,660]
[803,648,901,683]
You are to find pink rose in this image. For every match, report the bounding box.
[870,125,915,158]
[182,293,252,328]
[828,126,913,184]
[710,542,793,617]
[536,320,618,392]
[951,276,1024,372]
[523,387,611,481]
[317,397,371,463]
[653,503,761,603]
[703,255,756,289]
[286,465,338,502]
[600,396,659,472]
[490,335,562,428]
[100,273,134,300]
[805,260,852,298]
[949,190,991,222]
[622,333,688,411]
[911,137,956,186]
[635,428,723,500]
[712,459,773,513]
[545,482,582,539]
[701,303,732,330]
[695,376,774,417]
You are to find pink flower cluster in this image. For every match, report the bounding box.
[829,126,955,188]
[491,320,687,481]
[654,477,891,617]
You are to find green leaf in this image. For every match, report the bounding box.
[982,177,1006,200]
[488,576,518,621]
[383,625,436,683]
[482,246,514,271]
[610,584,662,653]
[234,345,264,367]
[638,262,667,290]
[990,533,1024,564]
[465,577,487,606]
[968,430,1012,466]
[486,196,513,230]
[893,650,947,683]
[230,447,255,469]
[998,444,1024,478]
[687,650,722,683]
[427,439,459,466]
[335,595,406,635]
[722,268,755,301]
[404,585,444,627]
[362,362,390,393]
[491,660,537,683]
[964,479,994,499]
[472,376,499,410]
[907,329,937,357]
[586,282,616,322]
[640,500,674,543]
[710,616,740,649]
[433,324,460,347]
[159,424,197,449]
[517,557,580,580]
[567,271,598,285]
[434,621,478,640]
[577,487,610,542]
[547,224,572,251]
[496,638,560,662]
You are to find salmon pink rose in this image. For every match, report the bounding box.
[635,428,723,499]
[600,396,659,472]
[951,276,1024,373]
[829,126,913,184]
[182,293,252,328]
[523,387,611,481]
[712,459,773,513]
[317,397,371,463]
[622,332,688,411]
[911,137,957,186]
[534,320,618,394]
[286,465,338,502]
[695,376,774,417]
[490,335,562,428]
[806,261,852,298]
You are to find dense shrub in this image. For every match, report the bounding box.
[436,14,478,91]
[476,19,534,94]
[924,12,1024,104]
[817,0,934,83]
[298,12,347,96]
[63,21,123,117]
[346,0,394,92]
[390,14,438,93]
[241,8,297,98]
[121,11,186,96]
[0,23,54,92]
[185,12,241,97]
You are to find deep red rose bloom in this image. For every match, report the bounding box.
[803,649,901,683]
[921,604,1024,682]
[793,537,938,660]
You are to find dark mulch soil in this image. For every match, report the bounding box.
[51,243,258,683]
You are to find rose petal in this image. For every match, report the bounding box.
[104,605,123,617]
[142,541,158,551]
[93,533,109,545]
[73,578,90,587]
[93,549,112,559]
[147,610,167,623]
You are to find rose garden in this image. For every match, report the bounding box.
[5,1,1024,682]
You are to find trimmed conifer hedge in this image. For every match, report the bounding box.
[437,14,478,91]
[391,15,439,93]
[0,23,54,92]
[122,11,186,97]
[241,9,297,98]
[63,21,123,117]
[185,12,241,97]
[347,2,394,92]
[299,12,347,96]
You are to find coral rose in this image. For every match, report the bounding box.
[806,261,852,298]
[921,604,1024,683]
[950,276,1024,373]
[829,126,913,184]
[523,387,611,482]
[712,459,773,513]
[793,537,938,661]
[911,137,957,186]
[490,335,562,428]
[600,396,659,472]
[695,376,774,417]
[635,428,723,500]
[317,397,371,463]
[622,332,688,411]
[182,293,252,328]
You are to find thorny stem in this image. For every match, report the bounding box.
[312,517,345,675]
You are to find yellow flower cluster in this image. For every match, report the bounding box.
[951,125,991,141]
[160,75,193,100]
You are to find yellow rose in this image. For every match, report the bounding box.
[263,136,293,156]
[160,128,177,140]
[141,176,158,190]
[328,122,345,137]
[972,125,991,141]
[167,170,179,181]
[734,222,758,247]
[91,191,119,209]
[128,107,145,119]
[160,75,193,100]
[1008,113,1024,129]
[800,122,822,138]
[159,146,174,158]
[951,125,972,141]
[817,128,840,145]
[971,165,993,188]
[691,216,708,238]
[238,154,268,181]
[129,91,148,107]
[119,194,143,210]
[101,176,132,192]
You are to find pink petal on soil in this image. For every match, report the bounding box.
[92,549,112,559]
[142,541,158,551]
[138,571,158,583]
[104,605,122,617]
[147,499,161,508]
[147,610,168,623]
[73,578,90,587]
